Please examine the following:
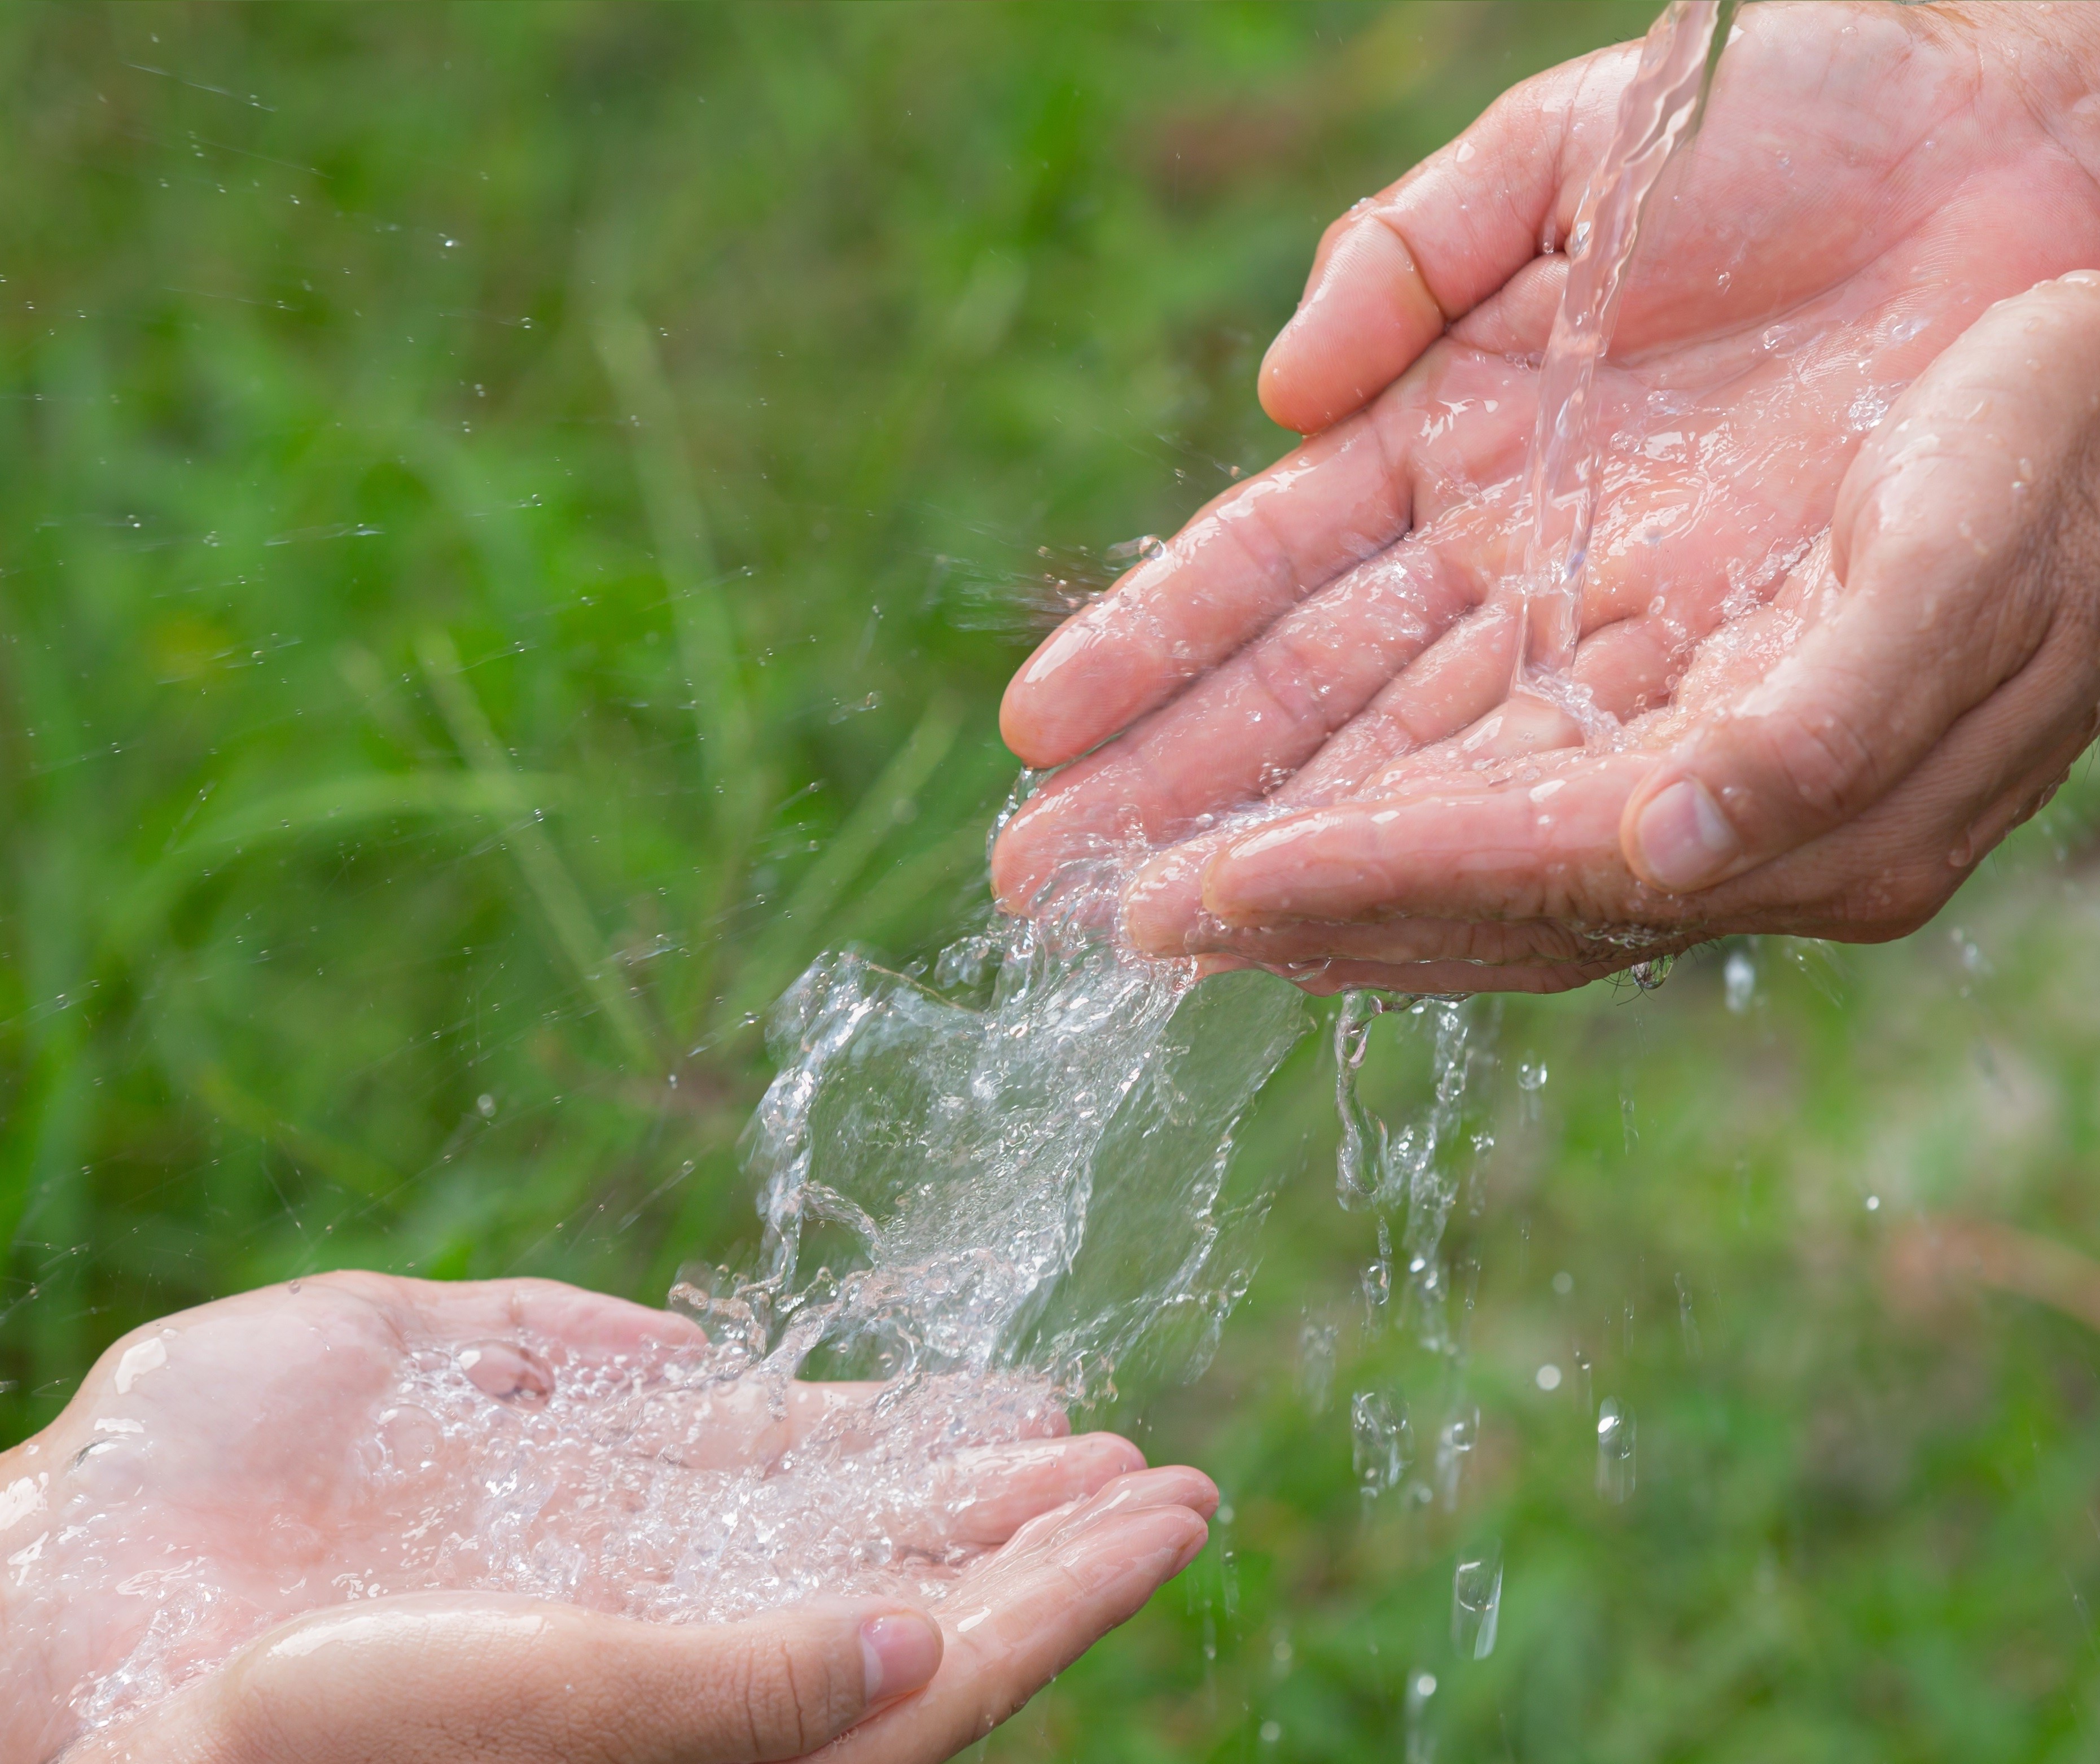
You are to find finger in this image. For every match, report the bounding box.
[1620,273,2100,895]
[928,1433,1148,1547]
[1225,953,1634,998]
[992,532,1490,908]
[1259,44,1633,432]
[127,1594,942,1764]
[1195,531,2100,958]
[404,1276,707,1359]
[826,1469,1215,1764]
[1202,756,1665,930]
[1172,911,1605,971]
[1106,606,1525,952]
[999,345,1532,769]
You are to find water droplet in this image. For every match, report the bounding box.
[1949,926,1991,975]
[1724,947,1756,1013]
[1452,1539,1503,1658]
[476,1093,497,1118]
[1629,955,1673,991]
[1405,1670,1438,1763]
[1866,1194,1880,1212]
[1352,1390,1414,1495]
[1597,1398,1636,1502]
[1551,1270,1573,1296]
[1298,1320,1337,1415]
[1435,1406,1478,1509]
[1535,1363,1562,1391]
[1517,1058,1548,1092]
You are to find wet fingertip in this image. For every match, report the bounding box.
[1169,1513,1212,1575]
[861,1609,942,1702]
[1117,854,1202,955]
[1625,773,1739,892]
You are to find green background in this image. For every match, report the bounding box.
[6,3,2100,1758]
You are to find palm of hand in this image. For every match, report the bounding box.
[993,3,2100,989]
[6,1274,1204,1764]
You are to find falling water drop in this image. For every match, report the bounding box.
[1351,1390,1414,1495]
[1597,1398,1637,1502]
[1451,1539,1504,1660]
[1297,1320,1338,1415]
[1724,947,1756,1013]
[1405,1669,1439,1764]
[1435,1406,1479,1511]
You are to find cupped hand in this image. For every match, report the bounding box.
[990,2,2100,991]
[1,1273,1213,1764]
[1142,273,2100,991]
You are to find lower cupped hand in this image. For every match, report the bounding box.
[1,1272,1212,1764]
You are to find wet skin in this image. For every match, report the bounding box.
[0,1273,1213,1764]
[992,2,2100,993]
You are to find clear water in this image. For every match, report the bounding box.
[1514,0,1738,694]
[60,856,1307,1734]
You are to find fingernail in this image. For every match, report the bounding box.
[861,1611,941,1701]
[1633,778,1739,892]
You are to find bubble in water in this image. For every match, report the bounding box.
[1597,1398,1637,1502]
[1724,947,1756,1013]
[1451,1539,1503,1660]
[1351,1389,1414,1495]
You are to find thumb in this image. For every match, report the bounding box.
[1621,272,2100,894]
[176,1594,942,1764]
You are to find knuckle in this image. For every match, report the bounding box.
[733,1633,845,1758]
[1746,703,1880,821]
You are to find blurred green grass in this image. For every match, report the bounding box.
[7,4,2100,1759]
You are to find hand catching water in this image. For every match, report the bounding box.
[0,1273,1213,1764]
[992,2,2100,992]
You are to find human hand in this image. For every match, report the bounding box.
[990,2,2100,990]
[1134,273,2100,989]
[1,1273,1213,1764]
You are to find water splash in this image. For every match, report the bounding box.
[1351,1389,1414,1496]
[61,890,1309,1734]
[1332,995,1494,1356]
